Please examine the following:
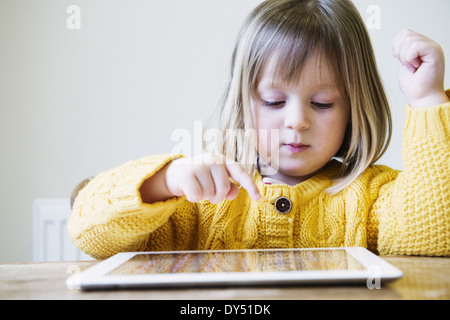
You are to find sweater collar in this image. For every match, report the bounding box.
[254,160,341,202]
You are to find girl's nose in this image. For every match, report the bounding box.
[284,102,311,131]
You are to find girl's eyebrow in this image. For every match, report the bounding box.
[258,81,341,95]
[310,80,339,89]
[310,81,343,93]
[256,81,285,93]
[313,86,341,95]
[311,89,343,101]
[258,70,342,93]
[315,83,337,89]
[257,77,282,88]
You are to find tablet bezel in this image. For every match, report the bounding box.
[66,248,403,290]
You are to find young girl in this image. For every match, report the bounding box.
[69,0,449,259]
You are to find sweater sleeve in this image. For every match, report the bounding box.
[68,154,198,260]
[370,92,450,256]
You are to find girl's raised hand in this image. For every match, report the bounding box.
[165,154,262,204]
[393,29,449,108]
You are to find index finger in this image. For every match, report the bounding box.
[225,161,262,201]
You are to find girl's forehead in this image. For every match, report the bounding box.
[258,52,341,92]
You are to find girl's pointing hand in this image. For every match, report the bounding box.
[166,154,262,204]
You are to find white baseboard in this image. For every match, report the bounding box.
[32,198,94,262]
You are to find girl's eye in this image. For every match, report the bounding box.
[311,102,334,109]
[262,100,285,107]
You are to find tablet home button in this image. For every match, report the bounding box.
[275,197,292,214]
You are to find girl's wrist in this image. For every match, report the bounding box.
[410,91,449,108]
[140,162,176,204]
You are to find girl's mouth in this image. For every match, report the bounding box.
[284,143,310,153]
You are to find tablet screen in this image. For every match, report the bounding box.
[108,250,366,276]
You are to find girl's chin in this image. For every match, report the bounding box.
[275,163,327,179]
[258,158,326,179]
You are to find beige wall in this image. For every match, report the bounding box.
[1,0,449,262]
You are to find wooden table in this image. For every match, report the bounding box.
[0,256,448,300]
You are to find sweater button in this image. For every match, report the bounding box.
[275,197,292,214]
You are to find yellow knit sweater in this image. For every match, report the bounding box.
[68,97,450,260]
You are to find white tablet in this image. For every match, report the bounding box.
[66,248,403,290]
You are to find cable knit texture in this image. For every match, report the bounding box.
[69,95,450,259]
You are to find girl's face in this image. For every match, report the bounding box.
[251,54,351,185]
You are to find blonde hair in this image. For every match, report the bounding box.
[209,0,392,194]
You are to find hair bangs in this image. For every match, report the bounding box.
[248,3,347,97]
